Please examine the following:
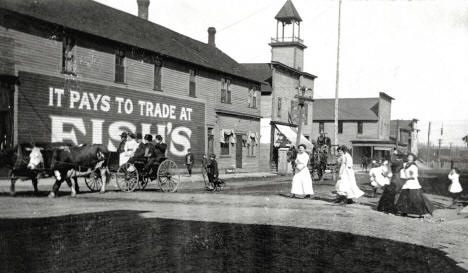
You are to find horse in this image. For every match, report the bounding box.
[1,143,70,196]
[286,146,298,174]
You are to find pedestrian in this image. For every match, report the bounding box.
[361,155,368,172]
[334,145,364,204]
[289,144,314,198]
[448,167,462,208]
[117,132,127,153]
[377,159,404,214]
[185,148,194,177]
[395,153,434,217]
[144,135,166,174]
[369,160,391,197]
[207,154,219,190]
[120,132,138,166]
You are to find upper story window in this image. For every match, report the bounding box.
[115,49,126,83]
[248,87,257,108]
[357,121,363,134]
[221,78,231,104]
[62,35,76,75]
[189,69,196,97]
[319,122,324,133]
[153,58,162,91]
[338,121,343,134]
[277,98,282,118]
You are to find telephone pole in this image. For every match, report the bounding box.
[426,121,431,162]
[333,0,342,146]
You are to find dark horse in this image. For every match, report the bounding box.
[0,143,69,196]
[286,146,298,174]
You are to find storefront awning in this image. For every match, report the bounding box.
[275,124,313,150]
[373,146,393,151]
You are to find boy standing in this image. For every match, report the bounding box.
[185,148,194,177]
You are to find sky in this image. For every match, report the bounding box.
[94,0,468,146]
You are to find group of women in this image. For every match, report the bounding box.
[289,144,434,218]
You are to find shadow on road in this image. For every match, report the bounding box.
[0,210,465,273]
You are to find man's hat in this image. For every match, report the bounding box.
[120,132,128,138]
[128,132,136,139]
[144,134,153,142]
[136,133,142,140]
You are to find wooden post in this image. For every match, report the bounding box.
[334,0,342,146]
[426,121,431,161]
[296,104,303,147]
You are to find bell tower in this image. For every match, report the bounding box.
[270,0,306,71]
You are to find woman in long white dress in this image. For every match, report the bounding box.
[290,144,314,198]
[335,145,364,204]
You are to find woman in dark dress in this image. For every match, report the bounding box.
[395,153,434,217]
[377,159,403,214]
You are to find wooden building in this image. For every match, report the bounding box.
[242,0,316,171]
[0,0,262,170]
[312,92,395,163]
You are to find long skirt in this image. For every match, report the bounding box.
[396,189,434,216]
[335,169,364,199]
[291,167,314,195]
[377,184,397,213]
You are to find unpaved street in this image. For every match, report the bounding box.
[1,173,467,273]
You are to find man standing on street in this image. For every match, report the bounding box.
[185,148,194,177]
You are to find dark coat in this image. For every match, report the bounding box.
[153,143,167,161]
[207,159,218,178]
[185,152,194,165]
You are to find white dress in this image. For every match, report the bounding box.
[369,166,391,188]
[119,139,139,166]
[448,172,462,193]
[335,153,364,199]
[291,152,314,195]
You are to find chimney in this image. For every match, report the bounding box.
[208,27,216,46]
[137,0,150,20]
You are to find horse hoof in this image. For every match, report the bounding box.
[9,191,16,197]
[48,192,56,198]
[71,192,77,197]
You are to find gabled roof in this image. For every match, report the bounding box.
[0,0,259,83]
[241,63,272,93]
[313,98,380,121]
[275,0,302,23]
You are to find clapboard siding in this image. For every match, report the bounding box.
[0,26,15,75]
[217,115,260,171]
[75,45,115,83]
[10,29,61,74]
[126,58,153,89]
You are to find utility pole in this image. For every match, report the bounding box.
[295,86,313,147]
[426,121,431,162]
[395,119,399,148]
[333,0,342,146]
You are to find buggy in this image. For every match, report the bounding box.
[84,152,181,193]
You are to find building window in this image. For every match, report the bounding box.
[115,49,125,83]
[338,121,343,134]
[357,121,363,134]
[220,134,230,155]
[153,58,162,90]
[319,122,324,133]
[62,35,76,74]
[221,78,231,104]
[277,98,282,118]
[248,87,257,108]
[189,69,196,97]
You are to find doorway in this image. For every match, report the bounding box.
[236,134,243,168]
[0,81,14,151]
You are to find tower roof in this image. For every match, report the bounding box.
[275,0,302,23]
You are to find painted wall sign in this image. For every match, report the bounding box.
[17,71,205,163]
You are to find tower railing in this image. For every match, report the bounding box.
[271,37,304,44]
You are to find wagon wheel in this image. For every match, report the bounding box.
[84,170,102,192]
[157,160,180,192]
[116,163,139,192]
